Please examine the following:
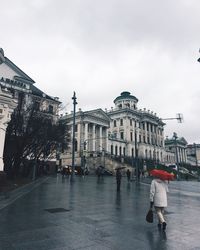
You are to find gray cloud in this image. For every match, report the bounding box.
[1,0,200,143]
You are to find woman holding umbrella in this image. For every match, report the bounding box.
[149,170,172,231]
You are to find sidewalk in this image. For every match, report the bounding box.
[0,175,200,250]
[0,176,49,210]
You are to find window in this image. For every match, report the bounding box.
[113,132,117,139]
[115,146,118,155]
[75,140,78,152]
[130,132,133,141]
[130,119,132,126]
[114,120,117,127]
[120,119,123,126]
[48,105,53,114]
[111,145,113,155]
[34,101,40,111]
[123,147,126,156]
[120,132,124,140]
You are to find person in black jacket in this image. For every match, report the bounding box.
[126,169,131,182]
[116,168,122,192]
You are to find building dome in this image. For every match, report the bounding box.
[113,91,138,110]
[114,91,138,103]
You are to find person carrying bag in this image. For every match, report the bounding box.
[146,208,153,223]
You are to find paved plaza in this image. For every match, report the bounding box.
[0,175,200,250]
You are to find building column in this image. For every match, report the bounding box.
[99,126,103,150]
[84,123,88,150]
[0,124,7,171]
[144,122,147,143]
[105,128,108,152]
[92,124,96,151]
[77,123,81,154]
[149,123,152,144]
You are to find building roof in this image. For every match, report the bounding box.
[165,136,188,146]
[114,91,138,103]
[0,48,60,103]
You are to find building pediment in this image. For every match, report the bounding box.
[84,108,111,122]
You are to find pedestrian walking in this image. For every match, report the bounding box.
[149,178,169,231]
[116,168,122,192]
[126,169,131,182]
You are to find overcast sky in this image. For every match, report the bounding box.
[1,0,200,144]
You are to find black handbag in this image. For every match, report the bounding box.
[146,209,153,223]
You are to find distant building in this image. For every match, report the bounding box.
[164,133,188,165]
[60,91,168,170]
[187,144,200,166]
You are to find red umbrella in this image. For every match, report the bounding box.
[150,169,175,181]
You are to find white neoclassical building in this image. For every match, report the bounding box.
[60,108,111,167]
[60,91,172,171]
[0,48,61,173]
[107,91,166,162]
[165,134,188,165]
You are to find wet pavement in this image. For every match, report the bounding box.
[0,175,200,250]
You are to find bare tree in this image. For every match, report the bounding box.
[3,101,67,178]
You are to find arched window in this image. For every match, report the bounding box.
[75,140,78,152]
[119,146,122,156]
[115,146,118,156]
[111,145,113,155]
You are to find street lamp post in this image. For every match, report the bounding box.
[173,132,180,180]
[71,91,77,183]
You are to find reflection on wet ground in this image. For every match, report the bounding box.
[0,175,200,249]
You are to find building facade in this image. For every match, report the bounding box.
[107,91,166,162]
[186,144,200,166]
[60,91,172,170]
[60,108,110,167]
[0,48,61,171]
[165,133,188,165]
